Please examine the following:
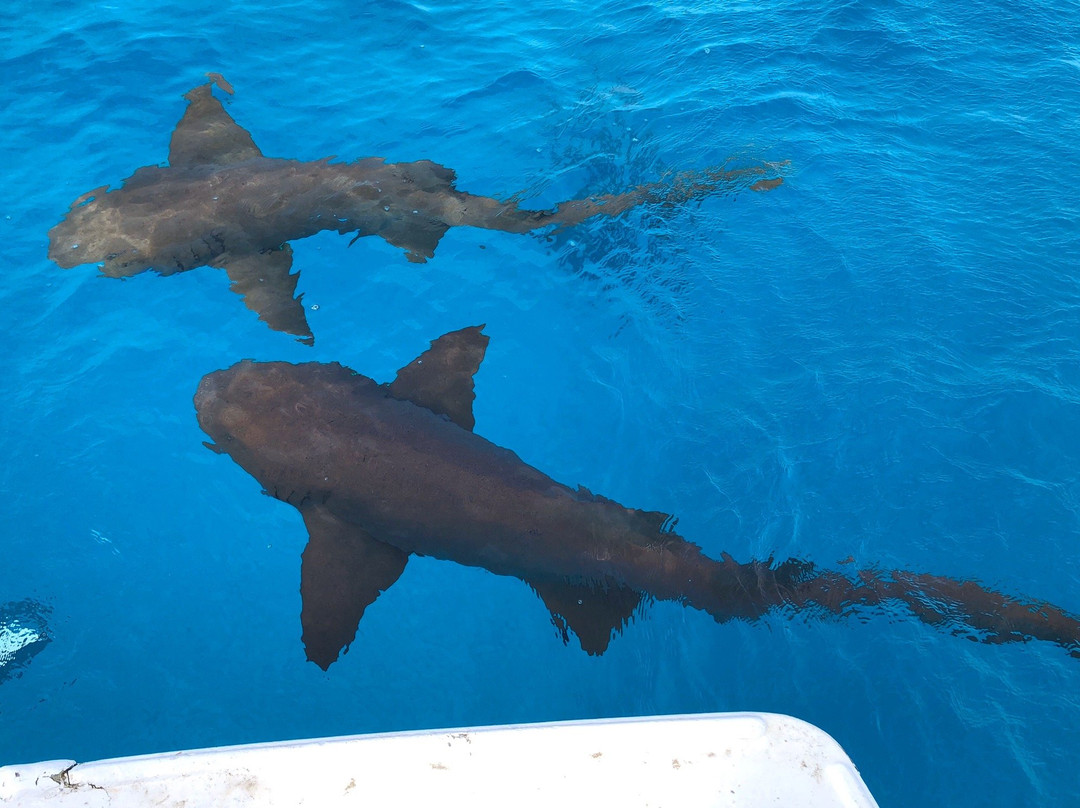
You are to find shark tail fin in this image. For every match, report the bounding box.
[871,569,1080,658]
[536,161,791,230]
[711,555,1080,659]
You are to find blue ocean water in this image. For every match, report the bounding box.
[2,0,1080,804]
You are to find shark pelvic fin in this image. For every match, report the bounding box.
[388,325,489,431]
[528,577,644,655]
[213,245,314,345]
[299,506,410,670]
[168,81,263,168]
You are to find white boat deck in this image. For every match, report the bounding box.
[1,712,878,807]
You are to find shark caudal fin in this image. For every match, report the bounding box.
[387,324,489,431]
[299,505,409,670]
[715,555,1080,659]
[870,569,1080,658]
[538,161,791,230]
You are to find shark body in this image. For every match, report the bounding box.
[50,75,785,344]
[194,326,1080,669]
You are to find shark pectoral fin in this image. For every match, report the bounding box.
[214,246,314,345]
[299,507,409,670]
[527,577,644,655]
[168,81,263,168]
[388,325,490,431]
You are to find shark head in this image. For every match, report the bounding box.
[195,360,309,458]
[195,360,382,507]
[48,186,155,277]
[194,360,261,453]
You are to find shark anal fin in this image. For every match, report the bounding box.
[299,506,409,670]
[388,325,489,431]
[528,577,644,655]
[378,217,451,263]
[213,246,314,345]
[168,82,263,168]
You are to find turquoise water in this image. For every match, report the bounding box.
[3,0,1080,804]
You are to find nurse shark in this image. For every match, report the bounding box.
[49,74,786,345]
[194,326,1080,669]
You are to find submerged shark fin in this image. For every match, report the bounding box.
[402,159,459,191]
[299,506,410,670]
[212,246,314,345]
[377,216,452,263]
[528,577,644,655]
[168,80,263,168]
[370,160,457,261]
[388,325,489,431]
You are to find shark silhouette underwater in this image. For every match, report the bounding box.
[194,326,1080,669]
[49,74,786,345]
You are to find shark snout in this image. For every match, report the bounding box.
[194,361,295,452]
[46,221,89,269]
[47,215,147,275]
[193,369,229,438]
[193,369,223,410]
[193,364,257,441]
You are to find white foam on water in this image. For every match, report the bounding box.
[0,624,42,668]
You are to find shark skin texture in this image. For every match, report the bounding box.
[194,326,1080,670]
[49,74,787,345]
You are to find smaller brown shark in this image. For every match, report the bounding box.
[194,326,1080,669]
[49,74,787,344]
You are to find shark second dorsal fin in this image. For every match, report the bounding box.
[388,325,489,431]
[527,577,645,655]
[404,159,459,192]
[212,246,314,345]
[168,80,263,168]
[299,506,410,670]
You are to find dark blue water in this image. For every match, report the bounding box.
[3,0,1080,804]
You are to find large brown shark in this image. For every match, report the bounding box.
[194,326,1080,669]
[49,74,786,345]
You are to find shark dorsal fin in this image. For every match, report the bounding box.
[168,79,263,168]
[388,325,489,431]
